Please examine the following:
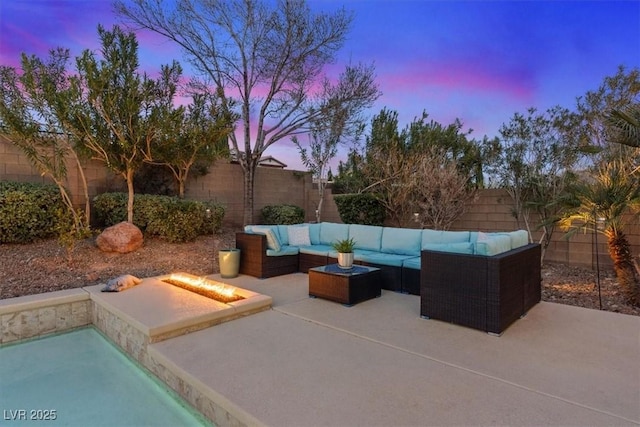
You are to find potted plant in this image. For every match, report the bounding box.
[332,237,356,269]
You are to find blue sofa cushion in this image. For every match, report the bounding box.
[403,256,421,270]
[406,243,474,270]
[298,244,333,256]
[266,245,299,256]
[475,233,512,256]
[381,227,422,256]
[357,251,414,267]
[422,229,470,246]
[308,223,321,245]
[352,248,381,261]
[348,224,383,251]
[423,242,474,254]
[493,230,529,249]
[277,225,291,245]
[319,222,349,246]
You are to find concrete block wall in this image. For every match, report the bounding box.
[450,188,636,270]
[3,135,639,269]
[0,136,47,184]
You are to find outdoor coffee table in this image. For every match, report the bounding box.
[308,264,381,306]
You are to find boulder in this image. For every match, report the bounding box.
[96,221,143,254]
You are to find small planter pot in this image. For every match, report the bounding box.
[337,252,354,269]
[219,248,241,278]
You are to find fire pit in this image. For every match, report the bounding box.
[88,272,273,344]
[161,273,244,303]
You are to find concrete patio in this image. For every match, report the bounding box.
[149,272,640,426]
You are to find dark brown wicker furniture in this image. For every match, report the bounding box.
[236,231,542,333]
[299,253,329,273]
[308,264,382,306]
[235,232,298,278]
[420,243,541,335]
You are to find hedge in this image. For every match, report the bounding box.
[93,193,225,243]
[0,181,65,243]
[333,193,385,226]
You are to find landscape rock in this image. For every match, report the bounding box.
[96,222,143,254]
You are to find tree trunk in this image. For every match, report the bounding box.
[243,162,255,226]
[70,150,91,224]
[126,167,135,224]
[316,180,325,223]
[606,229,640,306]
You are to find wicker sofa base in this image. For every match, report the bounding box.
[420,243,541,335]
[299,253,329,273]
[401,268,421,295]
[358,262,403,292]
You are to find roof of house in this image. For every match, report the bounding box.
[229,149,287,169]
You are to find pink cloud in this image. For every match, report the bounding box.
[381,55,536,105]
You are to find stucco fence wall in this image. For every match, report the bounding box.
[0,135,342,227]
[3,135,638,270]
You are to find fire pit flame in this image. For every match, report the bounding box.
[163,273,244,303]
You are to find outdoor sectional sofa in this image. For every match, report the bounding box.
[235,222,541,334]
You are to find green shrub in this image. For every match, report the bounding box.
[92,192,225,242]
[260,204,304,225]
[0,181,65,243]
[201,201,225,234]
[92,192,128,226]
[334,193,385,226]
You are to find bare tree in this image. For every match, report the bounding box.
[360,109,478,228]
[115,0,380,225]
[363,137,415,227]
[413,148,477,230]
[292,86,366,222]
[293,129,336,223]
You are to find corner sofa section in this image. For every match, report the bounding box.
[420,243,541,335]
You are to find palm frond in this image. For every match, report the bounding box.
[606,105,640,148]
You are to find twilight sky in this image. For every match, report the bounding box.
[1,0,639,171]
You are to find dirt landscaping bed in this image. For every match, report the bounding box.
[1,227,638,317]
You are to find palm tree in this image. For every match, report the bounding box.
[606,105,640,148]
[559,159,640,307]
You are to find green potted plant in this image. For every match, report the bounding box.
[332,237,355,269]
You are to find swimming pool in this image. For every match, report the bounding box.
[0,328,212,426]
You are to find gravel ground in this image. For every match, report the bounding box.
[1,227,638,317]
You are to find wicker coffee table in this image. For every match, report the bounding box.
[308,264,381,306]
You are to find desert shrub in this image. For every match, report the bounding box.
[92,192,225,242]
[334,193,385,226]
[92,192,128,226]
[201,201,225,234]
[0,181,64,243]
[260,204,305,224]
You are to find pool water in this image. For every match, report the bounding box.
[0,328,212,426]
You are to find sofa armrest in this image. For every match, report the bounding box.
[236,232,267,277]
[235,232,299,278]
